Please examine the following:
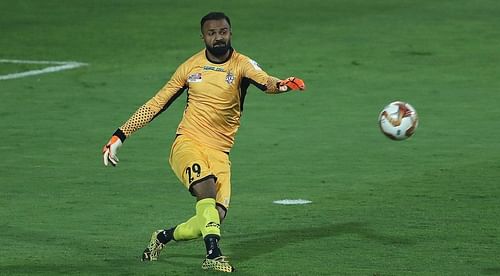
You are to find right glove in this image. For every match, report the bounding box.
[102,135,123,167]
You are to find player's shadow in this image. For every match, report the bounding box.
[227,222,414,262]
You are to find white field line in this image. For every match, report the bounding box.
[273,199,312,205]
[0,59,88,80]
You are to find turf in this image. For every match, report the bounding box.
[1,0,499,275]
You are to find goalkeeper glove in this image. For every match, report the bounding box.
[278,77,306,92]
[102,130,125,166]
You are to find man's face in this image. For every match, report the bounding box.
[201,19,232,57]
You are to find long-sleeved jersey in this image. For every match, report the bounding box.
[117,49,283,152]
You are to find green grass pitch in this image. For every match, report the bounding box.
[1,0,499,275]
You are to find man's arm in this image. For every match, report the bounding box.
[117,84,186,139]
[242,58,305,94]
[102,65,187,166]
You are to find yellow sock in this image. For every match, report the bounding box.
[196,198,221,238]
[173,215,201,241]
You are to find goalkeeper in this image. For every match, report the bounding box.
[102,11,306,273]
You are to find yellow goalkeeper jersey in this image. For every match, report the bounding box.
[119,49,282,152]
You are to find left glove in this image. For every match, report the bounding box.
[102,135,123,167]
[278,77,306,92]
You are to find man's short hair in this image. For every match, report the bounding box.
[200,12,231,31]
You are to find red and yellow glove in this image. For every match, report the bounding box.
[278,77,306,92]
[102,131,124,167]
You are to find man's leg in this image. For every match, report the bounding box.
[142,193,226,261]
[217,205,226,223]
[142,135,233,271]
[191,177,222,258]
[142,178,233,271]
[191,178,234,272]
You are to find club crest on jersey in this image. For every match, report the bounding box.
[187,73,202,83]
[225,71,235,85]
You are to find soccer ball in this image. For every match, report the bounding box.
[378,101,418,140]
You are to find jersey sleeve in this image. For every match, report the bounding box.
[241,58,283,94]
[118,64,188,138]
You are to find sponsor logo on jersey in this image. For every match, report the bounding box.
[187,73,202,83]
[225,71,235,85]
[203,65,225,72]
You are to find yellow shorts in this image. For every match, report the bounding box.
[169,135,231,210]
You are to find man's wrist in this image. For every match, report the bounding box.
[113,128,127,142]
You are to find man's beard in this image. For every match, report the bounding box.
[206,41,232,57]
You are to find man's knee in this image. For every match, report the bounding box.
[190,176,217,200]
